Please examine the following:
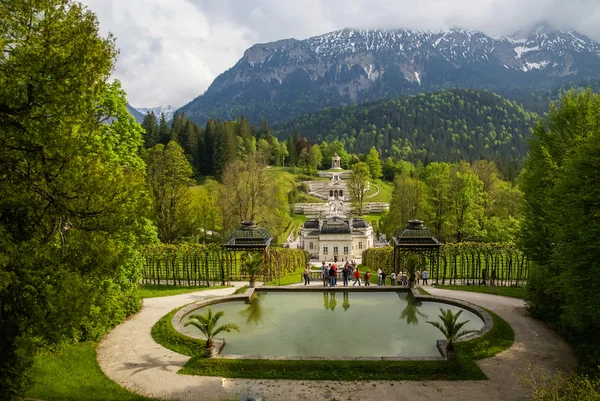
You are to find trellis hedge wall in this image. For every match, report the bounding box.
[362,243,529,286]
[141,244,309,286]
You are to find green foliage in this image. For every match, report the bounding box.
[454,309,514,360]
[435,285,527,299]
[146,141,197,243]
[427,309,480,348]
[523,369,600,401]
[347,162,371,215]
[26,342,154,401]
[380,160,522,243]
[181,357,486,381]
[274,89,537,177]
[242,253,263,284]
[184,308,240,349]
[521,90,600,372]
[0,1,154,398]
[365,146,383,179]
[219,155,290,238]
[151,307,205,356]
[362,243,528,284]
[140,243,308,285]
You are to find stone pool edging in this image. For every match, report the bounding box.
[171,286,493,361]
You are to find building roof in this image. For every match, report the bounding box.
[303,220,320,229]
[393,220,441,248]
[352,218,369,228]
[320,218,351,235]
[225,221,272,249]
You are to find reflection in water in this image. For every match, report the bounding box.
[183,291,485,357]
[398,292,427,325]
[240,292,267,325]
[342,292,350,311]
[329,292,337,311]
[322,291,338,311]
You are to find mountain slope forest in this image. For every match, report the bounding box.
[274,89,537,176]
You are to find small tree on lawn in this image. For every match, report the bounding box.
[427,308,479,359]
[184,308,239,357]
[243,253,263,288]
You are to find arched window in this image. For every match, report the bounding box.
[334,190,338,198]
[339,190,343,197]
[330,190,334,197]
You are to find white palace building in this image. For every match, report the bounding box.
[295,154,378,262]
[298,205,374,262]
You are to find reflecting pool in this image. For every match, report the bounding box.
[181,291,484,357]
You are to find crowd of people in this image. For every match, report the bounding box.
[302,262,429,287]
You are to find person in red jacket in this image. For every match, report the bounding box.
[364,270,371,286]
[352,267,361,286]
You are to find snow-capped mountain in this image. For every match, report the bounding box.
[134,105,175,122]
[178,24,600,125]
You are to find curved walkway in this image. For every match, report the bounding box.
[97,286,576,401]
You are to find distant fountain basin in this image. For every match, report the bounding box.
[172,288,492,359]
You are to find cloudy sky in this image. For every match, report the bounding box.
[80,0,600,109]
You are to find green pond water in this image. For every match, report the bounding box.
[181,291,484,357]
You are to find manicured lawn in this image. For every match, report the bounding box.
[265,266,305,286]
[151,306,206,356]
[365,179,393,203]
[455,309,514,359]
[180,356,485,381]
[435,285,527,300]
[26,342,154,401]
[138,284,230,298]
[358,213,382,227]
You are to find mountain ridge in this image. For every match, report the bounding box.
[178,24,600,125]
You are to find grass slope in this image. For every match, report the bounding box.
[435,285,527,300]
[26,342,154,401]
[138,284,229,299]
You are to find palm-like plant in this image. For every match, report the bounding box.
[406,255,423,288]
[184,308,240,357]
[243,253,263,288]
[427,308,479,359]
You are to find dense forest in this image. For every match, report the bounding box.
[273,89,537,177]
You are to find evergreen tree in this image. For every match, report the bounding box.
[158,113,170,144]
[141,111,159,148]
[213,121,237,179]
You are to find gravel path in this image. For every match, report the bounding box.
[97,286,576,401]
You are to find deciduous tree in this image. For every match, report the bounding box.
[146,141,196,243]
[0,1,153,397]
[347,162,371,215]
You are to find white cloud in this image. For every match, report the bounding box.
[81,0,600,109]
